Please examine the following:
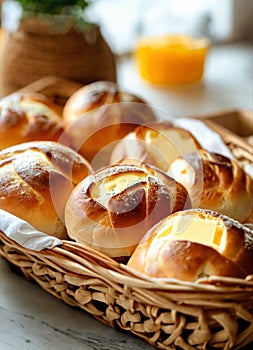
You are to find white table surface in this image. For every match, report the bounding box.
[117,42,253,119]
[0,42,252,350]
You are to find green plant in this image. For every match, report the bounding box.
[14,0,90,14]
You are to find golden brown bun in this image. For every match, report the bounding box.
[62,81,156,163]
[110,122,201,172]
[65,163,191,259]
[168,149,253,223]
[127,209,253,281]
[0,141,92,238]
[0,92,73,150]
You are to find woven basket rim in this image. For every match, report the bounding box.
[1,230,252,294]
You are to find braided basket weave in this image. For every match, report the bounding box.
[0,232,252,350]
[0,77,252,350]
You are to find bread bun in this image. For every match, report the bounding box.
[127,209,253,281]
[0,141,92,238]
[168,149,253,223]
[110,122,201,172]
[0,92,72,150]
[65,163,191,260]
[62,81,156,163]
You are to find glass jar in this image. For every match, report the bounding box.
[135,34,210,85]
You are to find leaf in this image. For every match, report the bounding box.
[14,0,91,14]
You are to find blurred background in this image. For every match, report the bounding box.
[83,0,253,117]
[0,0,252,117]
[87,0,253,55]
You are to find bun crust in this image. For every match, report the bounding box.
[110,122,201,172]
[0,92,72,150]
[0,141,92,238]
[169,149,253,222]
[62,81,156,162]
[65,163,191,259]
[127,209,253,281]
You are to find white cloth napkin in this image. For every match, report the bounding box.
[0,209,62,251]
[175,117,234,158]
[175,118,253,178]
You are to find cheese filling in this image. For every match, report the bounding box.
[145,130,180,166]
[156,215,224,250]
[145,129,198,170]
[91,172,147,208]
[168,158,196,189]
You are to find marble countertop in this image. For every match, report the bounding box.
[0,42,252,350]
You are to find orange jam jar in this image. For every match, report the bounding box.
[135,34,210,85]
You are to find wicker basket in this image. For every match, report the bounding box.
[0,13,116,97]
[0,77,252,350]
